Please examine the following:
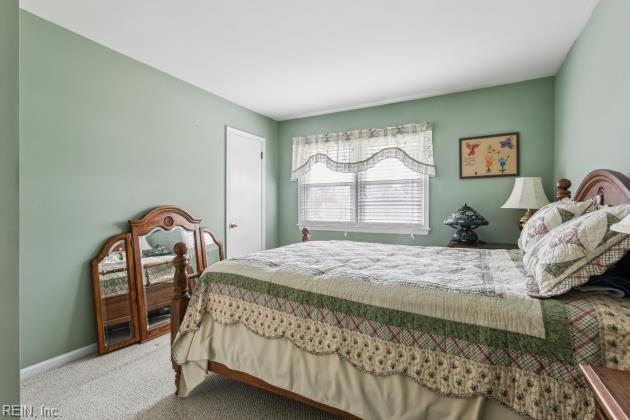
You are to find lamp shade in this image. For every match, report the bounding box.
[501,177,550,210]
[443,204,489,245]
[611,214,630,234]
[443,204,489,229]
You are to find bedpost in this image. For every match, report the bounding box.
[556,179,572,201]
[171,242,191,395]
[302,227,311,242]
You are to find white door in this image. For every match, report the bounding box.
[226,127,265,258]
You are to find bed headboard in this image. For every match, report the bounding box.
[556,169,630,205]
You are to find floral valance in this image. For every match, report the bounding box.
[290,122,435,180]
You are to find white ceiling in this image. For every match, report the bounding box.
[20,0,599,121]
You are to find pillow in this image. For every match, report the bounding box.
[524,205,630,297]
[528,237,630,297]
[518,197,599,252]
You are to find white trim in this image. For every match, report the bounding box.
[20,343,97,380]
[299,223,431,236]
[225,126,266,258]
[422,175,430,231]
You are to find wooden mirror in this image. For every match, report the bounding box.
[130,206,204,342]
[91,207,224,352]
[91,233,140,354]
[201,227,225,268]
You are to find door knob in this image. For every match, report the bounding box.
[229,223,238,229]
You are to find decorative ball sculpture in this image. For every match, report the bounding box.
[443,204,489,245]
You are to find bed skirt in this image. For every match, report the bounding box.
[173,314,525,420]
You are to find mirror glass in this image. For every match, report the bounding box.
[203,232,221,267]
[97,239,134,347]
[139,226,197,330]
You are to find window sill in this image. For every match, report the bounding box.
[298,223,431,236]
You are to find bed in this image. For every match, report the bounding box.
[170,169,630,419]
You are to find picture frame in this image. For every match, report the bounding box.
[459,132,519,179]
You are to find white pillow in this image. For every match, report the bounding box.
[518,197,599,253]
[524,205,630,297]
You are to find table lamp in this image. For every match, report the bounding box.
[443,204,489,245]
[502,177,550,230]
[611,214,630,234]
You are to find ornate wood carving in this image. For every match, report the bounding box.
[302,227,311,242]
[573,169,630,206]
[556,170,630,206]
[130,205,204,342]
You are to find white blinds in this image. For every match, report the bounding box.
[299,161,427,230]
[300,164,355,223]
[358,158,425,225]
[295,122,432,233]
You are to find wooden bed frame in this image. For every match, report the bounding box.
[169,169,630,419]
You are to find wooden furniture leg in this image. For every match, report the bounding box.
[171,242,191,395]
[302,227,310,242]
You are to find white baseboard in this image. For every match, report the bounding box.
[21,343,97,380]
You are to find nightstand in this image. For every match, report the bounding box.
[446,241,518,250]
[580,365,630,420]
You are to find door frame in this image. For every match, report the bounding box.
[225,126,266,258]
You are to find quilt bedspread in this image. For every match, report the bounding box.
[173,241,630,420]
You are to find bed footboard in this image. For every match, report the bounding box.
[170,229,309,395]
[171,242,191,394]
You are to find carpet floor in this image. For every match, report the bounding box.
[21,335,338,419]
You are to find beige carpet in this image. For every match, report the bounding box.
[21,335,337,419]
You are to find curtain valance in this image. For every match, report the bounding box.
[290,122,435,180]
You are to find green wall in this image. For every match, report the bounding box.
[19,11,279,367]
[555,0,630,184]
[18,0,626,372]
[278,78,556,246]
[0,0,20,404]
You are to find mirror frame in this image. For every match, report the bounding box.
[90,233,140,354]
[129,205,204,342]
[200,227,225,267]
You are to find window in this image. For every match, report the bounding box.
[298,159,430,235]
[292,122,434,235]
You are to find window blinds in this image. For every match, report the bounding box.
[358,158,425,225]
[299,160,427,229]
[294,122,432,233]
[299,163,355,223]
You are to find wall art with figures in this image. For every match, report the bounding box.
[459,132,519,179]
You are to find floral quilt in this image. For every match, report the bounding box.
[174,241,630,420]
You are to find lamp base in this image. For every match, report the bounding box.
[451,229,479,245]
[519,209,534,231]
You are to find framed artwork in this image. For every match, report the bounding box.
[459,132,519,179]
